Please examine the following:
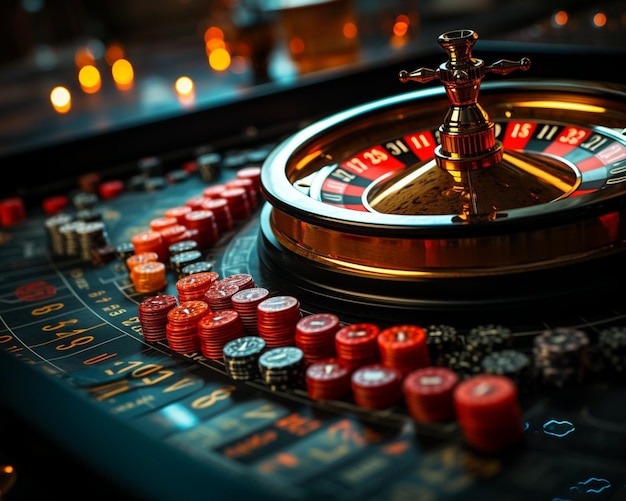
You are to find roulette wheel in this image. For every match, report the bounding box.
[2,22,626,501]
[258,28,626,327]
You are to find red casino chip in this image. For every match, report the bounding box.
[306,358,352,401]
[257,295,302,348]
[185,195,206,210]
[164,205,193,225]
[236,166,261,194]
[403,366,459,423]
[175,271,219,301]
[226,178,257,209]
[295,313,340,363]
[378,325,430,375]
[351,364,404,409]
[202,183,227,199]
[201,198,233,233]
[138,294,178,342]
[198,309,245,359]
[221,273,255,290]
[165,300,209,353]
[183,210,219,249]
[42,195,69,215]
[221,187,252,220]
[231,287,270,335]
[453,374,524,453]
[335,323,381,370]
[98,179,125,199]
[204,280,240,310]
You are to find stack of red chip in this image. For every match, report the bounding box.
[204,280,240,310]
[166,300,209,353]
[185,195,206,210]
[305,358,352,401]
[295,313,340,363]
[98,179,125,199]
[377,325,430,375]
[226,178,257,209]
[257,295,302,348]
[334,323,381,371]
[403,366,459,423]
[231,287,270,335]
[184,210,219,249]
[236,166,261,199]
[221,187,252,220]
[202,183,227,199]
[198,309,245,359]
[159,224,189,248]
[131,230,168,262]
[453,374,524,453]
[351,364,404,409]
[201,198,233,233]
[150,216,178,233]
[221,273,255,290]
[138,294,178,342]
[164,205,193,225]
[175,271,219,301]
[42,195,69,215]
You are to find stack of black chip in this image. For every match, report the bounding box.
[533,327,589,387]
[598,326,626,375]
[258,346,306,391]
[170,249,204,279]
[223,336,266,381]
[424,324,464,366]
[481,349,534,392]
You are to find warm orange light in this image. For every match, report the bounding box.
[289,37,305,56]
[78,64,101,93]
[3,465,14,474]
[50,86,71,113]
[343,22,357,39]
[204,26,224,43]
[206,38,226,53]
[553,10,569,26]
[105,43,125,66]
[208,47,231,71]
[111,58,134,90]
[393,21,409,37]
[74,47,95,68]
[592,12,607,28]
